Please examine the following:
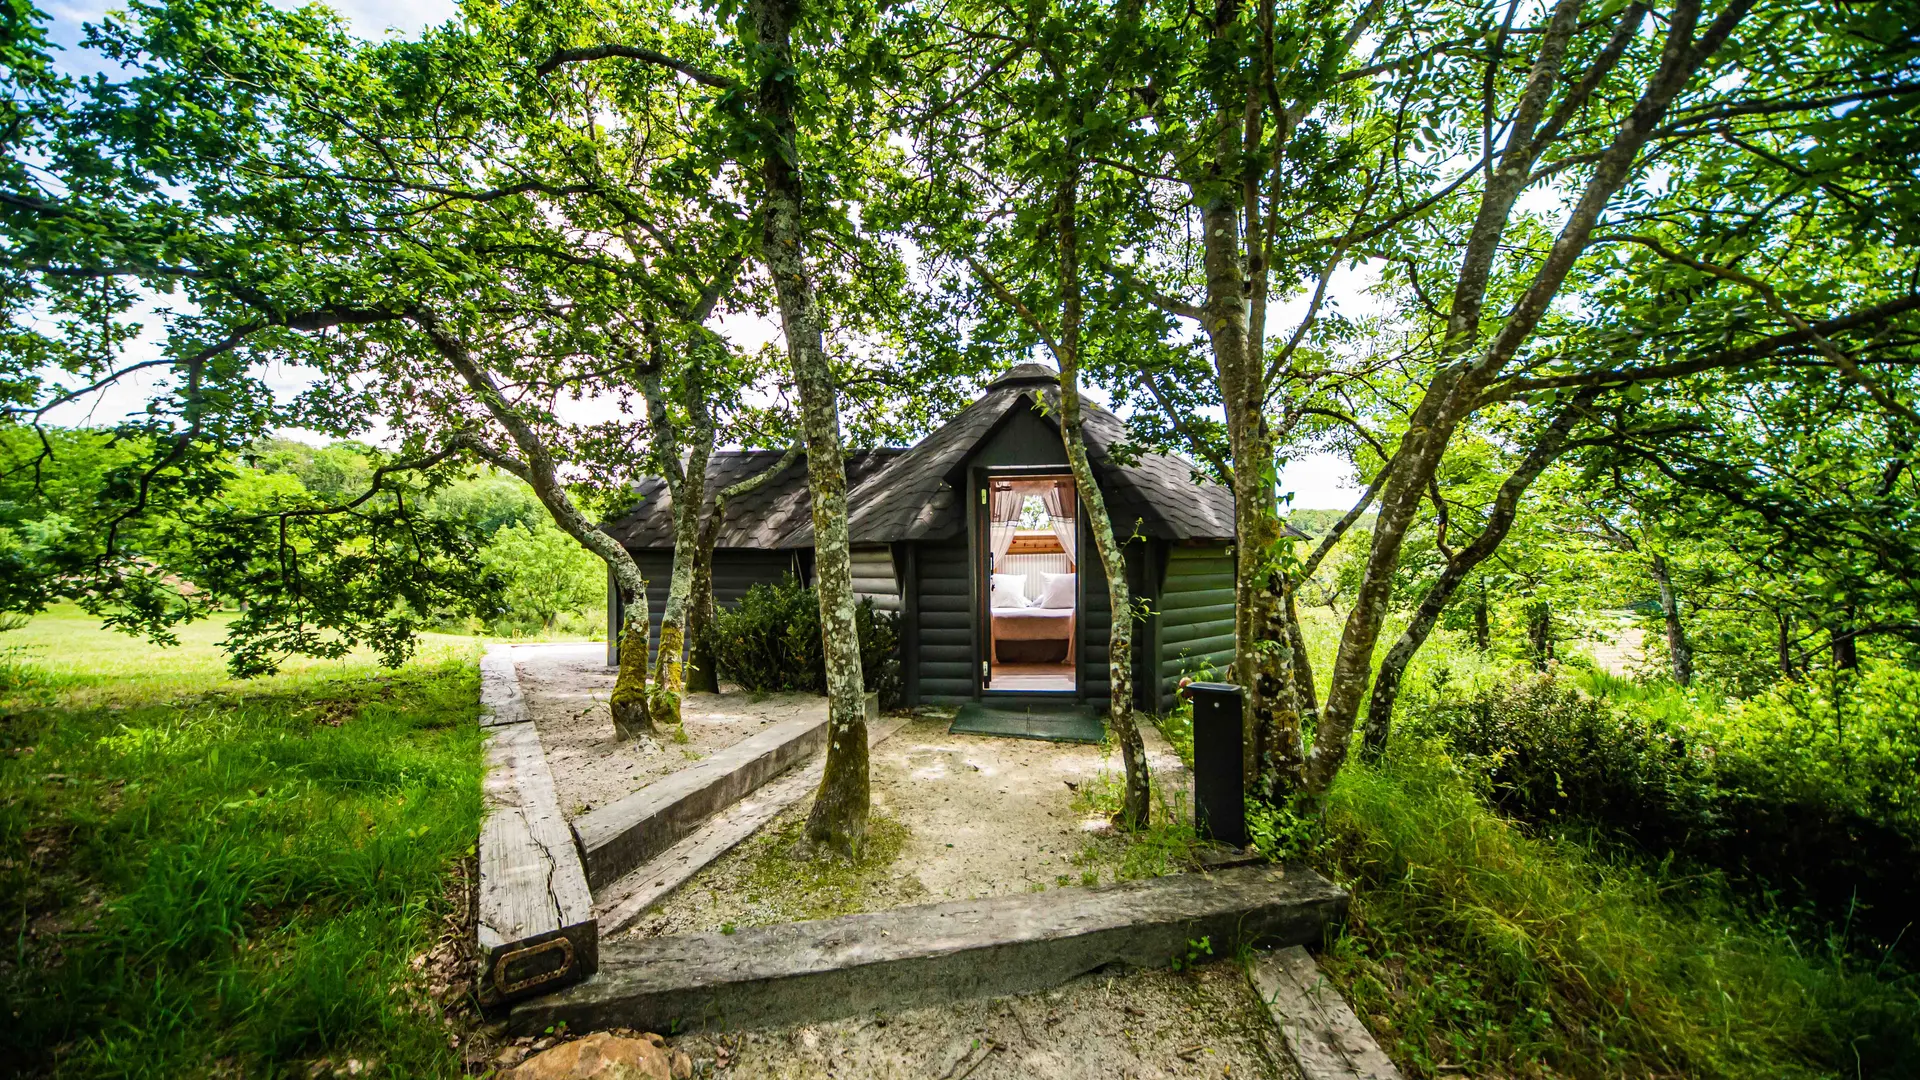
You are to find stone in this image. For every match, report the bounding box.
[508,1032,690,1080]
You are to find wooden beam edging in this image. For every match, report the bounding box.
[1251,946,1404,1080]
[479,644,529,728]
[476,646,597,1006]
[510,863,1348,1036]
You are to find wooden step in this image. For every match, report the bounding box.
[570,710,830,890]
[478,719,597,1005]
[593,718,909,935]
[510,863,1347,1036]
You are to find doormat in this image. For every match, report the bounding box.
[949,702,1105,744]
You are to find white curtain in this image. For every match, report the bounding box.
[991,523,1015,566]
[990,486,1023,568]
[1041,481,1077,569]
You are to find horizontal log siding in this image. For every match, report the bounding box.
[916,539,974,700]
[1077,520,1113,702]
[1156,544,1237,708]
[851,546,900,611]
[620,549,797,660]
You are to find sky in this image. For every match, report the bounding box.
[35,0,1366,510]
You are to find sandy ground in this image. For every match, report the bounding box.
[513,643,826,819]
[672,961,1298,1080]
[621,714,1192,937]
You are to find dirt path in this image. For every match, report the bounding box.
[512,643,826,818]
[621,714,1192,936]
[672,961,1297,1079]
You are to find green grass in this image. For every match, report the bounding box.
[1317,739,1920,1079]
[1,606,487,1078]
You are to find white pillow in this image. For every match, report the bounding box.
[991,573,1030,609]
[1039,572,1076,609]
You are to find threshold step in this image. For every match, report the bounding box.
[511,863,1347,1036]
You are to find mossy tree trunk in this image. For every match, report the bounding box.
[413,310,654,736]
[1650,554,1693,686]
[1360,399,1587,757]
[1053,171,1150,830]
[640,349,716,729]
[749,0,869,856]
[686,444,801,694]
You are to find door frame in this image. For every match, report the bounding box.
[974,464,1081,699]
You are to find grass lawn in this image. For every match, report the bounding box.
[2,606,491,1078]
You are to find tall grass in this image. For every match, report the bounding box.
[1,610,485,1078]
[1318,740,1920,1079]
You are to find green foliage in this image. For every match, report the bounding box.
[1318,741,1920,1080]
[1406,665,1920,959]
[474,520,605,633]
[708,576,902,707]
[0,625,484,1078]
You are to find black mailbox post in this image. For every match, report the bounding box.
[1185,681,1246,847]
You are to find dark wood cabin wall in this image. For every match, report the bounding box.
[608,548,797,666]
[1073,528,1160,710]
[1155,543,1237,710]
[914,538,973,701]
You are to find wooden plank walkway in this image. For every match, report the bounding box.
[511,864,1348,1036]
[1252,946,1403,1080]
[476,645,596,1004]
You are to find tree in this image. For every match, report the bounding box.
[538,0,905,852]
[900,0,1155,827]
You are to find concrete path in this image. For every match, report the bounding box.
[511,864,1347,1036]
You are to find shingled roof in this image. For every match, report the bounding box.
[604,448,904,550]
[606,364,1237,550]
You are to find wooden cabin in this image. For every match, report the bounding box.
[603,364,1238,712]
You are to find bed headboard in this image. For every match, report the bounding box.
[994,552,1073,600]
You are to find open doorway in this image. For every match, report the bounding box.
[984,474,1077,693]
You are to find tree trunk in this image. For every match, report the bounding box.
[1361,398,1587,756]
[1473,583,1491,651]
[1831,622,1858,670]
[1306,0,1745,793]
[1198,186,1302,799]
[1284,587,1318,725]
[684,510,721,694]
[1778,608,1796,679]
[1526,600,1553,670]
[1649,553,1692,686]
[685,445,802,695]
[1054,172,1149,829]
[651,424,712,727]
[750,0,869,855]
[414,310,655,736]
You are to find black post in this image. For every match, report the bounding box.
[1187,682,1246,847]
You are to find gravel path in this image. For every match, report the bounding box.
[672,961,1298,1079]
[512,643,826,818]
[621,714,1192,937]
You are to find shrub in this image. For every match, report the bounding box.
[1404,665,1920,957]
[708,576,902,708]
[1318,740,1920,1079]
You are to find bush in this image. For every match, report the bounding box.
[1404,665,1920,957]
[1318,740,1920,1079]
[708,576,902,708]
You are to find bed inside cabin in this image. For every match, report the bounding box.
[986,476,1077,692]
